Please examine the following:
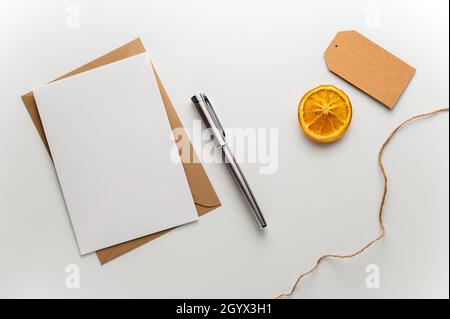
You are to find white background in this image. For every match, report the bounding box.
[0,0,448,298]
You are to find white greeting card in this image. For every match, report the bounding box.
[33,53,198,254]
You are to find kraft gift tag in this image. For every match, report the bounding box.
[324,30,416,109]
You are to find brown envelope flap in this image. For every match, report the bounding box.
[21,38,220,264]
[152,67,221,209]
[96,227,174,264]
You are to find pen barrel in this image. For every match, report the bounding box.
[220,145,267,228]
[192,93,267,229]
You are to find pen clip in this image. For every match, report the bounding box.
[200,93,226,138]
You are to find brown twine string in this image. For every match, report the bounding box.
[276,107,449,299]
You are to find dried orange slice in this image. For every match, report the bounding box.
[298,85,352,143]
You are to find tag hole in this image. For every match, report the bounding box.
[335,44,339,48]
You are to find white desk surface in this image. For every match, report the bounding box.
[0,0,448,298]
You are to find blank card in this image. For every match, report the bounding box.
[33,53,199,255]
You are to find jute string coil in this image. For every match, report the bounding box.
[276,107,449,299]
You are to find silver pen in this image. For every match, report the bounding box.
[191,93,267,228]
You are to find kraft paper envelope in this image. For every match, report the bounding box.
[21,38,221,264]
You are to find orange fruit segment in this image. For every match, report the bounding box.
[298,85,352,143]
